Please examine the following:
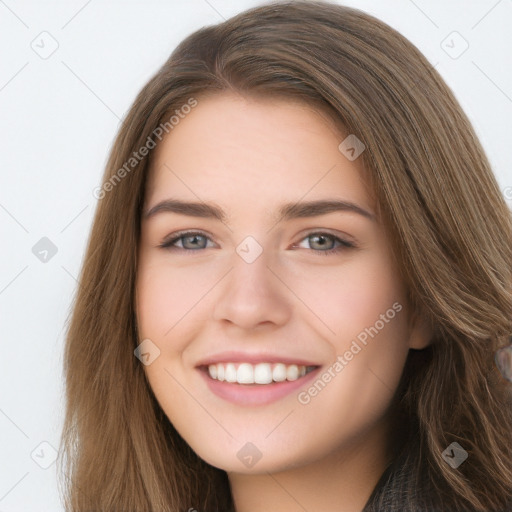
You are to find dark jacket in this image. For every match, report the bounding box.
[362,448,512,512]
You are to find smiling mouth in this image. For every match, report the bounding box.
[201,362,318,385]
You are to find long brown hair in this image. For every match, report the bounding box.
[58,1,512,510]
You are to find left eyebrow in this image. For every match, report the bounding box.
[277,199,375,222]
[143,198,375,222]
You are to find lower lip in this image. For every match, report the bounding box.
[197,367,321,406]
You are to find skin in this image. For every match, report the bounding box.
[136,92,432,511]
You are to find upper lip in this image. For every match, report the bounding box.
[195,351,321,368]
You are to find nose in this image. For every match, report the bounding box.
[212,249,292,331]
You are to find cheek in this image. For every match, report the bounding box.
[290,251,407,344]
[291,266,409,455]
[135,259,210,429]
[136,258,216,347]
[291,250,410,393]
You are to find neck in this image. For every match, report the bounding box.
[228,415,393,512]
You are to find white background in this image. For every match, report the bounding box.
[1,0,511,510]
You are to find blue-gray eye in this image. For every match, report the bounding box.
[159,230,355,255]
[160,231,212,250]
[296,233,355,255]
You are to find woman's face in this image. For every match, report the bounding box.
[136,92,430,474]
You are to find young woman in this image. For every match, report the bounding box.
[59,1,512,511]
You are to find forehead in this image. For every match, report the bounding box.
[144,92,373,216]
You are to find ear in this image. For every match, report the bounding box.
[407,308,434,350]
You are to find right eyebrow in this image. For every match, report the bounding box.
[143,199,227,222]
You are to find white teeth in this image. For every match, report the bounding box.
[237,363,254,384]
[206,362,314,384]
[286,364,299,381]
[272,363,287,382]
[217,364,225,382]
[225,363,237,383]
[254,363,273,384]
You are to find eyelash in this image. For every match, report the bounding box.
[158,230,356,256]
